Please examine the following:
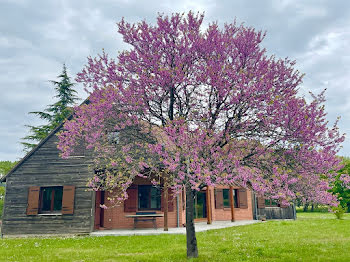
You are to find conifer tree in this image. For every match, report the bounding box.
[22,64,79,152]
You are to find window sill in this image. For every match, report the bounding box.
[137,209,161,212]
[223,207,239,210]
[38,213,62,216]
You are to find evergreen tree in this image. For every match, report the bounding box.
[22,64,79,152]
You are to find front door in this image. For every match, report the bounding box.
[194,191,207,219]
[94,191,105,230]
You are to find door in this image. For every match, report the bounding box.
[94,191,105,229]
[194,191,207,219]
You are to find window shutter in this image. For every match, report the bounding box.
[27,186,40,215]
[257,197,265,208]
[62,185,75,215]
[161,188,174,212]
[238,188,248,209]
[124,185,137,212]
[215,189,224,209]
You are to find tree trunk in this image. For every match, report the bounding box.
[164,184,169,231]
[185,184,198,258]
[303,203,309,212]
[311,204,314,212]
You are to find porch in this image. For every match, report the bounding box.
[90,220,259,236]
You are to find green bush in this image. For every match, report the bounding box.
[332,205,346,219]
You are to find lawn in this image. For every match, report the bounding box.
[1,212,350,261]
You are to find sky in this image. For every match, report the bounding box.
[0,0,350,161]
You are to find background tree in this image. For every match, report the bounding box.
[0,160,17,219]
[332,157,350,212]
[58,12,346,258]
[22,64,79,152]
[0,160,17,178]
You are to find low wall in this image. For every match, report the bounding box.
[258,206,295,220]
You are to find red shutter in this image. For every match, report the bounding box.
[215,189,224,209]
[62,186,75,214]
[124,185,137,212]
[161,188,174,212]
[238,188,248,209]
[257,197,265,208]
[27,186,40,215]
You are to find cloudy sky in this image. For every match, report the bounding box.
[1,0,350,161]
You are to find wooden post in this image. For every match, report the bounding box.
[206,186,212,224]
[164,184,169,231]
[229,186,235,222]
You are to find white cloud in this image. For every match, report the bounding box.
[1,0,350,160]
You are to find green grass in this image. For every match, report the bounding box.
[1,212,350,261]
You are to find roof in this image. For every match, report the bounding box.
[0,98,90,183]
[0,121,65,183]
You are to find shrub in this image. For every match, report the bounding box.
[331,205,346,219]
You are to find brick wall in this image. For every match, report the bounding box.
[100,177,184,229]
[98,181,253,230]
[209,186,253,221]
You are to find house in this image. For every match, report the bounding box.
[0,119,294,238]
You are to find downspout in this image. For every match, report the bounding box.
[254,192,258,220]
[176,195,180,227]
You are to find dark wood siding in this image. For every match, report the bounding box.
[1,131,95,236]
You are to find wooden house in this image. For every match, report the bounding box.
[0,120,293,237]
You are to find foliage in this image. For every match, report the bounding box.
[331,205,346,219]
[0,185,5,219]
[0,186,4,200]
[58,12,345,258]
[0,187,3,218]
[22,64,79,152]
[296,205,329,213]
[0,161,17,178]
[0,199,3,219]
[331,157,350,212]
[1,213,350,261]
[0,161,16,219]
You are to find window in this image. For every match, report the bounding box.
[138,185,161,210]
[222,189,239,208]
[233,189,239,208]
[223,189,230,208]
[39,186,63,213]
[265,199,279,207]
[27,186,75,216]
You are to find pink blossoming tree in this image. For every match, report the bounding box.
[58,12,346,258]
